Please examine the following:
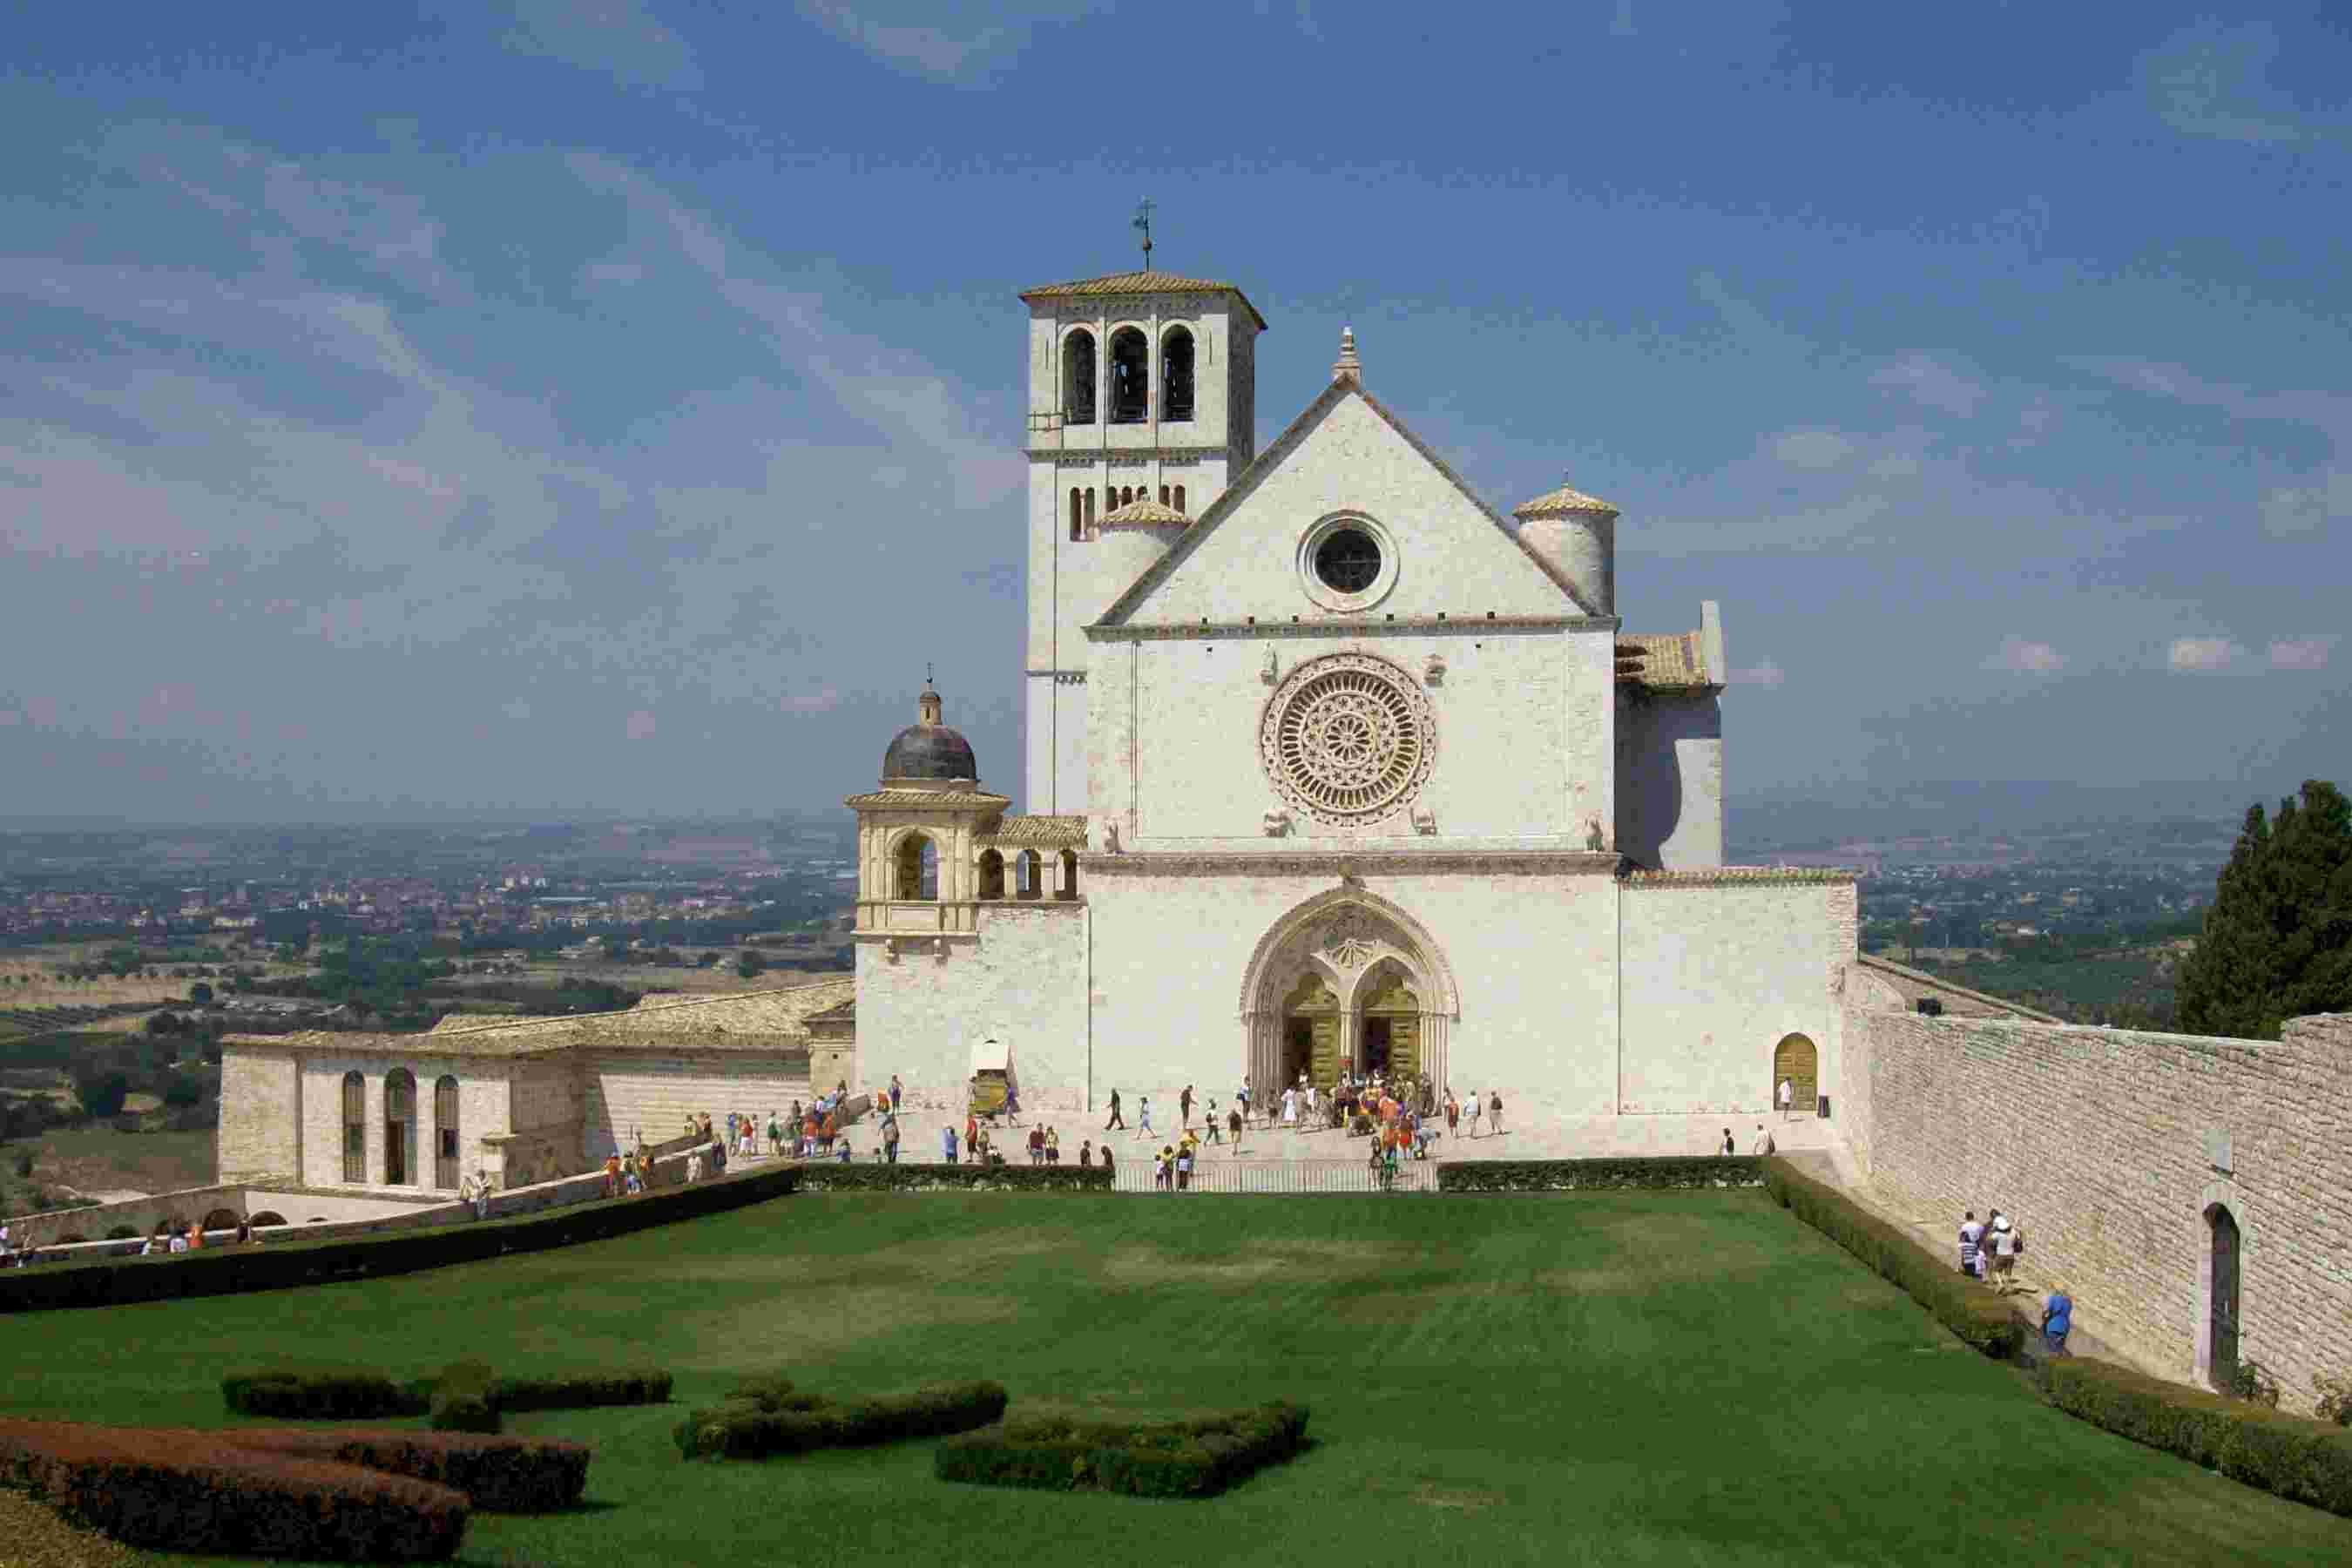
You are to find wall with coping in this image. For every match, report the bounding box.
[1613,690,1723,870]
[582,1050,814,1159]
[853,902,1089,1114]
[1848,1000,2352,1414]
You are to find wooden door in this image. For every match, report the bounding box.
[2210,1206,2241,1389]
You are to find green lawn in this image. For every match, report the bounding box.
[3,1190,2347,1567]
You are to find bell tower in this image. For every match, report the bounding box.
[1017,261,1267,814]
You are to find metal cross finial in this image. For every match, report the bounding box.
[1132,198,1155,267]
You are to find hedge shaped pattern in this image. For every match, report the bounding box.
[2035,1359,2352,1517]
[429,1360,501,1435]
[936,1402,1310,1499]
[1761,1159,2024,1358]
[0,1419,468,1561]
[223,1366,428,1421]
[1437,1157,1765,1193]
[226,1429,592,1515]
[0,1159,803,1315]
[674,1380,1008,1460]
[793,1165,1112,1193]
[490,1368,672,1413]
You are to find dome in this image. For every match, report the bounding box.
[881,682,977,785]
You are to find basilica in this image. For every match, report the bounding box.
[848,269,1858,1121]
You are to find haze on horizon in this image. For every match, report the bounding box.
[3,3,2347,826]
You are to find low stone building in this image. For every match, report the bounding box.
[216,978,851,1193]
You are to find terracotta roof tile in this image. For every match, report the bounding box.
[978,814,1089,848]
[1616,632,1714,690]
[1512,481,1619,518]
[1098,496,1189,526]
[1017,271,1268,330]
[843,788,1012,809]
[232,979,857,1058]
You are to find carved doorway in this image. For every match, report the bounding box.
[1360,970,1421,1081]
[1280,973,1342,1090]
[2208,1203,2241,1391]
[1773,1033,1818,1117]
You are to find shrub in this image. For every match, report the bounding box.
[0,1159,801,1315]
[429,1360,501,1434]
[0,1418,469,1560]
[1437,1157,1763,1193]
[676,1380,1007,1460]
[2230,1358,2284,1409]
[228,1429,591,1513]
[793,1164,1112,1193]
[937,1402,1308,1498]
[489,1368,672,1413]
[2315,1375,2352,1428]
[224,1366,427,1421]
[2035,1358,2352,1516]
[1761,1159,2022,1358]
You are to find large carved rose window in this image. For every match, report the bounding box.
[1260,652,1435,825]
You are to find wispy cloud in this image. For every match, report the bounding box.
[1767,429,1855,470]
[1871,355,1984,418]
[2169,637,2245,673]
[2269,636,2339,672]
[791,1,1089,84]
[2135,20,2330,146]
[1727,659,1785,688]
[2260,470,2350,537]
[1985,637,2066,675]
[507,0,704,90]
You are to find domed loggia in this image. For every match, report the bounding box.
[880,680,978,788]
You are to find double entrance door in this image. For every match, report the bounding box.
[1278,973,1422,1090]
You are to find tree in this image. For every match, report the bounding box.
[162,1076,204,1109]
[2178,781,2352,1040]
[73,1071,131,1119]
[189,981,213,1004]
[735,950,767,981]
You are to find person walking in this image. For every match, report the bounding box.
[883,1115,901,1165]
[2040,1283,2072,1356]
[1445,1091,1460,1139]
[1078,1139,1093,1167]
[1778,1077,1794,1122]
[1958,1211,1985,1278]
[1205,1099,1222,1144]
[1105,1089,1125,1132]
[1988,1213,2021,1295]
[1227,1104,1243,1151]
[1179,1085,1194,1130]
[1751,1123,1774,1157]
[1720,1127,1735,1157]
[942,1123,957,1165]
[1487,1090,1504,1137]
[1137,1096,1154,1139]
[889,1074,903,1112]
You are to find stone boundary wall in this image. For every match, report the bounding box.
[1848,1003,2352,1413]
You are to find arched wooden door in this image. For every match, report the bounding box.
[1773,1034,1818,1115]
[1281,973,1342,1090]
[2209,1204,2241,1390]
[1360,971,1422,1082]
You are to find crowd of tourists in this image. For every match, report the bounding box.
[1957,1206,2072,1355]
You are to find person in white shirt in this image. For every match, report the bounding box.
[1751,1123,1775,1157]
[1957,1211,1985,1277]
[167,1230,189,1254]
[1778,1078,1794,1120]
[1989,1213,2021,1294]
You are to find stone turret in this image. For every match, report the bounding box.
[1511,476,1619,617]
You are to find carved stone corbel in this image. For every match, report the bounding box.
[1423,652,1446,686]
[1262,807,1293,838]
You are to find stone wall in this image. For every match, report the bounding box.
[854,901,1089,1113]
[1613,690,1723,871]
[216,1047,299,1183]
[295,1052,508,1194]
[1848,1001,2352,1414]
[1619,875,1855,1114]
[581,1049,813,1158]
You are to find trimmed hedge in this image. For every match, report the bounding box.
[0,1159,802,1315]
[1437,1157,1764,1193]
[936,1402,1309,1498]
[429,1360,500,1435]
[793,1164,1112,1193]
[224,1365,429,1421]
[1761,1159,2023,1358]
[0,1418,468,1560]
[2035,1358,2352,1516]
[490,1367,672,1413]
[674,1380,1008,1459]
[226,1429,591,1514]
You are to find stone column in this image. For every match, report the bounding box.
[1244,1011,1279,1101]
[1420,1011,1450,1097]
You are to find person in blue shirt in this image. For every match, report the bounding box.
[2040,1284,2072,1356]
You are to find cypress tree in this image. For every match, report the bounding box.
[2177,781,2352,1039]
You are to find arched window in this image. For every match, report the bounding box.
[1063,329,1097,425]
[1016,850,1043,901]
[1058,848,1080,900]
[1173,483,1186,512]
[435,1074,460,1189]
[1159,483,1170,505]
[1108,327,1148,423]
[1069,487,1083,542]
[1085,488,1096,528]
[384,1068,416,1185]
[977,849,1005,900]
[1161,326,1195,422]
[894,834,939,900]
[341,1071,365,1183]
[1772,1034,1819,1117]
[201,1206,240,1233]
[247,1212,288,1228]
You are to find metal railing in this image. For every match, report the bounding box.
[1112,1158,1437,1194]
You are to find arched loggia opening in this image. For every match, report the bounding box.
[1108,328,1148,423]
[893,834,939,901]
[1161,326,1195,422]
[383,1068,416,1186]
[977,849,1005,900]
[1063,328,1097,425]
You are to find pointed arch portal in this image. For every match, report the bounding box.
[1238,887,1458,1096]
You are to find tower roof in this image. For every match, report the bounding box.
[881,680,978,787]
[1098,495,1190,526]
[1017,271,1268,330]
[1512,479,1619,519]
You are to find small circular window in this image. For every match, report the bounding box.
[1314,528,1382,593]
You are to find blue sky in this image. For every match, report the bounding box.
[3,2,2347,823]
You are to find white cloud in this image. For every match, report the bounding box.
[2260,470,2351,537]
[1727,660,1785,689]
[2135,21,2323,145]
[1767,429,1855,470]
[2169,637,2245,672]
[507,0,703,89]
[1870,355,1984,418]
[2269,636,2339,672]
[1985,637,2067,675]
[794,2,1019,82]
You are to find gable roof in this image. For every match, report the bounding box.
[1098,495,1189,527]
[1092,375,1599,627]
[1018,271,1269,331]
[1616,632,1714,690]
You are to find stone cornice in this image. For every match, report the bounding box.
[1083,849,1624,877]
[1623,867,1861,888]
[1088,614,1617,642]
[1031,445,1229,462]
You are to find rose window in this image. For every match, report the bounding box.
[1260,653,1435,825]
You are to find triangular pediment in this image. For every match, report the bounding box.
[1093,379,1596,628]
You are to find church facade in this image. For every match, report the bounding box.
[851,270,1860,1121]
